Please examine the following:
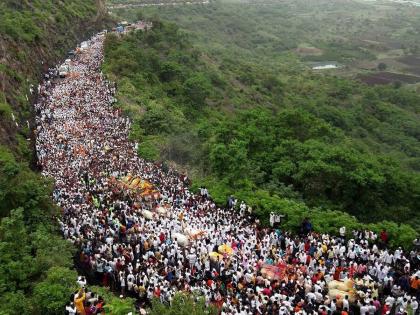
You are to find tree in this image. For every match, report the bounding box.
[209,139,250,183]
[159,61,182,82]
[393,81,402,89]
[104,299,136,315]
[0,145,56,224]
[0,291,30,315]
[32,267,77,315]
[0,208,35,294]
[32,226,75,272]
[149,293,217,315]
[183,73,212,107]
[377,62,387,71]
[89,286,136,315]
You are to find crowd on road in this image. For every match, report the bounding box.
[35,29,419,315]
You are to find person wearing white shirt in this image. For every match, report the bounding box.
[339,226,346,239]
[127,272,135,291]
[342,295,350,311]
[394,247,402,261]
[359,302,369,315]
[65,302,77,315]
[367,301,376,315]
[386,253,394,265]
[376,266,385,282]
[315,289,323,304]
[307,291,316,303]
[330,299,337,313]
[77,276,86,288]
[385,295,395,307]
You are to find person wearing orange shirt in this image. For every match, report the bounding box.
[411,276,420,295]
[74,289,86,315]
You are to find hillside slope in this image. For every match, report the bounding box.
[0,0,112,151]
[114,1,420,171]
[0,1,112,314]
[102,21,419,244]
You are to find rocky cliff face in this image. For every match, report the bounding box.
[0,0,113,152]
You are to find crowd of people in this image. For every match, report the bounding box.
[65,281,105,315]
[35,29,420,315]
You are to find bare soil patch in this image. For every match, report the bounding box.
[295,47,323,56]
[406,67,420,76]
[358,71,420,85]
[398,55,420,67]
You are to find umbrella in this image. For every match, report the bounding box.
[218,244,234,255]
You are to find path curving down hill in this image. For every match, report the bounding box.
[34,28,255,309]
[34,29,420,314]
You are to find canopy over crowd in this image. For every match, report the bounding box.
[35,28,420,315]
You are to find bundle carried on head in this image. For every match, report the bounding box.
[328,279,356,303]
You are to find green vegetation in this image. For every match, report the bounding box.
[0,0,110,129]
[103,16,419,247]
[0,146,76,314]
[89,286,137,314]
[112,0,420,64]
[111,0,420,92]
[0,0,97,42]
[149,292,217,315]
[109,1,420,166]
[0,0,417,313]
